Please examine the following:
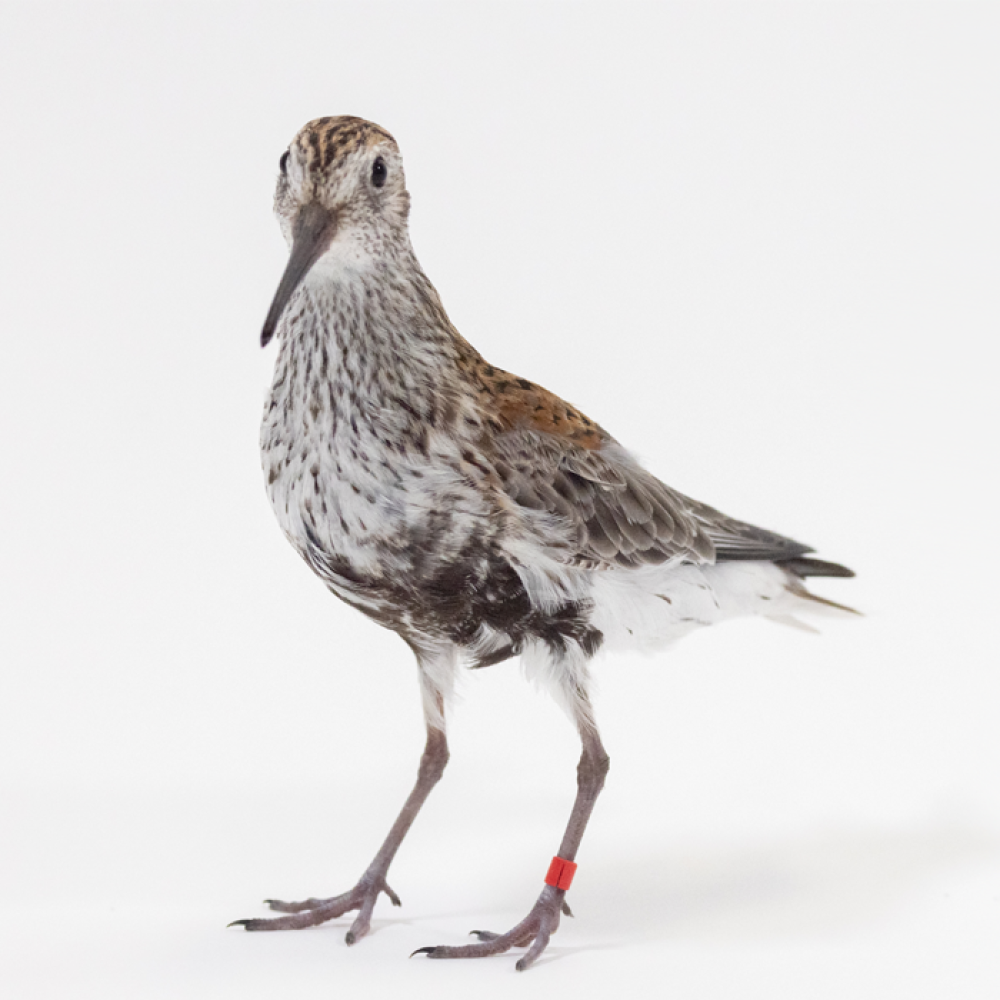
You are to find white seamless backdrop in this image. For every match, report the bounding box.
[1,3,998,998]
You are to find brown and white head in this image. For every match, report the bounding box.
[262,116,411,346]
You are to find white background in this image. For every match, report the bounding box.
[2,2,998,996]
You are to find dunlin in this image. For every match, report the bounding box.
[231,116,854,970]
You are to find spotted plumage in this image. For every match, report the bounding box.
[236,116,856,969]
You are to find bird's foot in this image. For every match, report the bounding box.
[228,874,401,944]
[412,884,572,971]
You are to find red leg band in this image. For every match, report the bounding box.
[544,856,578,891]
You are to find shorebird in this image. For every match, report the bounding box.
[231,116,855,970]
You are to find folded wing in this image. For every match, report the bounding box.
[491,426,816,570]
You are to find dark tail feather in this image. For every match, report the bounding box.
[778,557,855,579]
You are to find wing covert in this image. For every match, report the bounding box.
[491,429,812,570]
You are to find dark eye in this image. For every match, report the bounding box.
[371,156,387,188]
[279,150,290,175]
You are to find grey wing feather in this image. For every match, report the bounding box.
[493,431,813,569]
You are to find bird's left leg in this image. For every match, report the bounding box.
[414,682,609,971]
[230,645,455,944]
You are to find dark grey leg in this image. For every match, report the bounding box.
[230,700,450,944]
[414,697,610,971]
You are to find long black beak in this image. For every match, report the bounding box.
[261,202,337,347]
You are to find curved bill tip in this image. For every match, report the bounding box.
[259,202,336,348]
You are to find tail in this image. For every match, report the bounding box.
[777,556,861,620]
[778,556,855,579]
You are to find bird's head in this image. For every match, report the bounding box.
[261,116,410,346]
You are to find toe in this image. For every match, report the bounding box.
[515,927,551,971]
[262,899,298,914]
[264,896,333,914]
[345,912,370,946]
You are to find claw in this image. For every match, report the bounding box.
[410,946,438,958]
[228,918,277,932]
[469,929,500,941]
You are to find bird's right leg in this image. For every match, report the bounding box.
[230,647,454,944]
[412,676,609,971]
